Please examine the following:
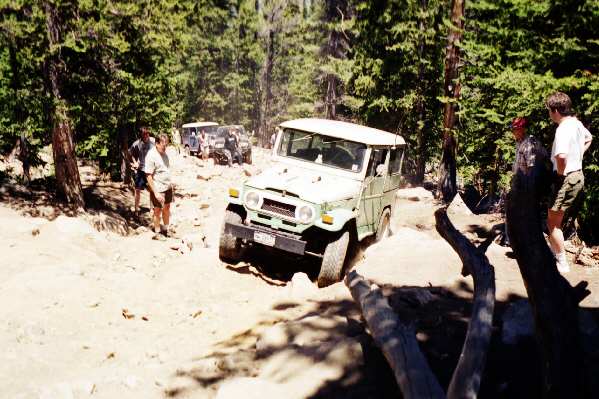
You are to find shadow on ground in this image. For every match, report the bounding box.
[0,179,145,235]
[165,279,597,398]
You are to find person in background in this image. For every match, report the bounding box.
[198,129,210,163]
[145,134,174,240]
[225,128,243,167]
[128,127,154,217]
[545,92,593,273]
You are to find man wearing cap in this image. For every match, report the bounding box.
[545,92,593,273]
[504,117,548,246]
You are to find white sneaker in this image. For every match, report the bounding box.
[556,252,570,273]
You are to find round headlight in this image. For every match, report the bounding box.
[245,191,260,209]
[298,205,314,224]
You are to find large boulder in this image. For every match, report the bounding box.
[396,187,434,202]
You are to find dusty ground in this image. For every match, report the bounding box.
[1,147,598,398]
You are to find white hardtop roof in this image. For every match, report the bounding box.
[279,118,405,146]
[182,121,218,128]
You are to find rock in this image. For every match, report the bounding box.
[197,171,212,181]
[199,203,210,209]
[123,375,139,389]
[215,378,287,399]
[242,165,255,176]
[287,273,318,300]
[38,383,74,399]
[447,193,474,216]
[32,228,40,236]
[501,299,534,345]
[396,187,434,201]
[256,323,288,356]
[54,215,97,236]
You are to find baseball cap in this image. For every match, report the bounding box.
[510,117,527,129]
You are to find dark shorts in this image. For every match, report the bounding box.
[549,170,584,211]
[134,169,147,190]
[150,188,173,209]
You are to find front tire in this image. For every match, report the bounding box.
[317,230,350,287]
[219,209,244,263]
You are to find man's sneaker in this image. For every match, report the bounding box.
[556,252,571,273]
[152,232,166,241]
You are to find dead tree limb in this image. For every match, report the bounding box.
[506,145,589,397]
[435,208,496,399]
[345,271,445,399]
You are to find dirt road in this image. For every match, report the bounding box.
[2,147,598,398]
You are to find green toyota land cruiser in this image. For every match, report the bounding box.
[219,118,405,287]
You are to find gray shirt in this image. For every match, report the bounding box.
[129,139,154,170]
[144,147,172,193]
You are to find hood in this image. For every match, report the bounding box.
[246,165,360,204]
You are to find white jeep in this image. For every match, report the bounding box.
[219,118,405,287]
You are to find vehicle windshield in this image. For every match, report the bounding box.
[217,126,247,139]
[183,125,218,136]
[277,128,367,172]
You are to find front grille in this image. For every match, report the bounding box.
[261,198,296,218]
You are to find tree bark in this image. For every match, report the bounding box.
[506,144,589,397]
[438,0,464,203]
[345,271,445,399]
[43,1,84,208]
[415,0,427,183]
[435,208,496,399]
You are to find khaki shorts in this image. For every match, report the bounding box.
[549,170,584,211]
[150,188,173,209]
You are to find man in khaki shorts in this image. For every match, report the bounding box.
[145,134,174,240]
[546,92,593,272]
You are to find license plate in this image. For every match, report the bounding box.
[254,231,276,247]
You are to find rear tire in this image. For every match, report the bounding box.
[317,230,350,287]
[375,208,391,242]
[219,209,243,263]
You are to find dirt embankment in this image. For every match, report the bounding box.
[2,147,598,398]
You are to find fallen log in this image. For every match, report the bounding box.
[345,270,445,399]
[345,208,496,399]
[435,208,496,399]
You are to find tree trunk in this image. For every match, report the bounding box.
[119,125,131,185]
[438,0,464,203]
[415,0,427,183]
[506,143,589,397]
[43,1,84,208]
[261,28,275,147]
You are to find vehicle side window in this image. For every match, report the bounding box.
[366,149,388,177]
[389,148,403,174]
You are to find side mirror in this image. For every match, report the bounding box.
[376,164,386,176]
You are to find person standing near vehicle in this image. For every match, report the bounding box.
[545,92,593,273]
[145,134,174,240]
[198,129,210,163]
[225,128,243,167]
[128,127,154,217]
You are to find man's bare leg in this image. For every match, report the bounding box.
[153,207,162,233]
[547,209,569,272]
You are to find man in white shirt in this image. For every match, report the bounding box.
[545,92,593,273]
[145,134,174,240]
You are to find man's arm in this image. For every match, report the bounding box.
[555,154,567,176]
[146,173,165,205]
[583,128,592,154]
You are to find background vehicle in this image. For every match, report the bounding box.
[219,118,405,287]
[211,125,252,165]
[181,122,218,156]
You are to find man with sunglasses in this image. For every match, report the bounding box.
[545,92,593,273]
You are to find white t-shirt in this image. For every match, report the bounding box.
[551,117,592,174]
[144,148,172,193]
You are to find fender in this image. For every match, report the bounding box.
[314,208,356,232]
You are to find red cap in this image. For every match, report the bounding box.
[511,117,527,129]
